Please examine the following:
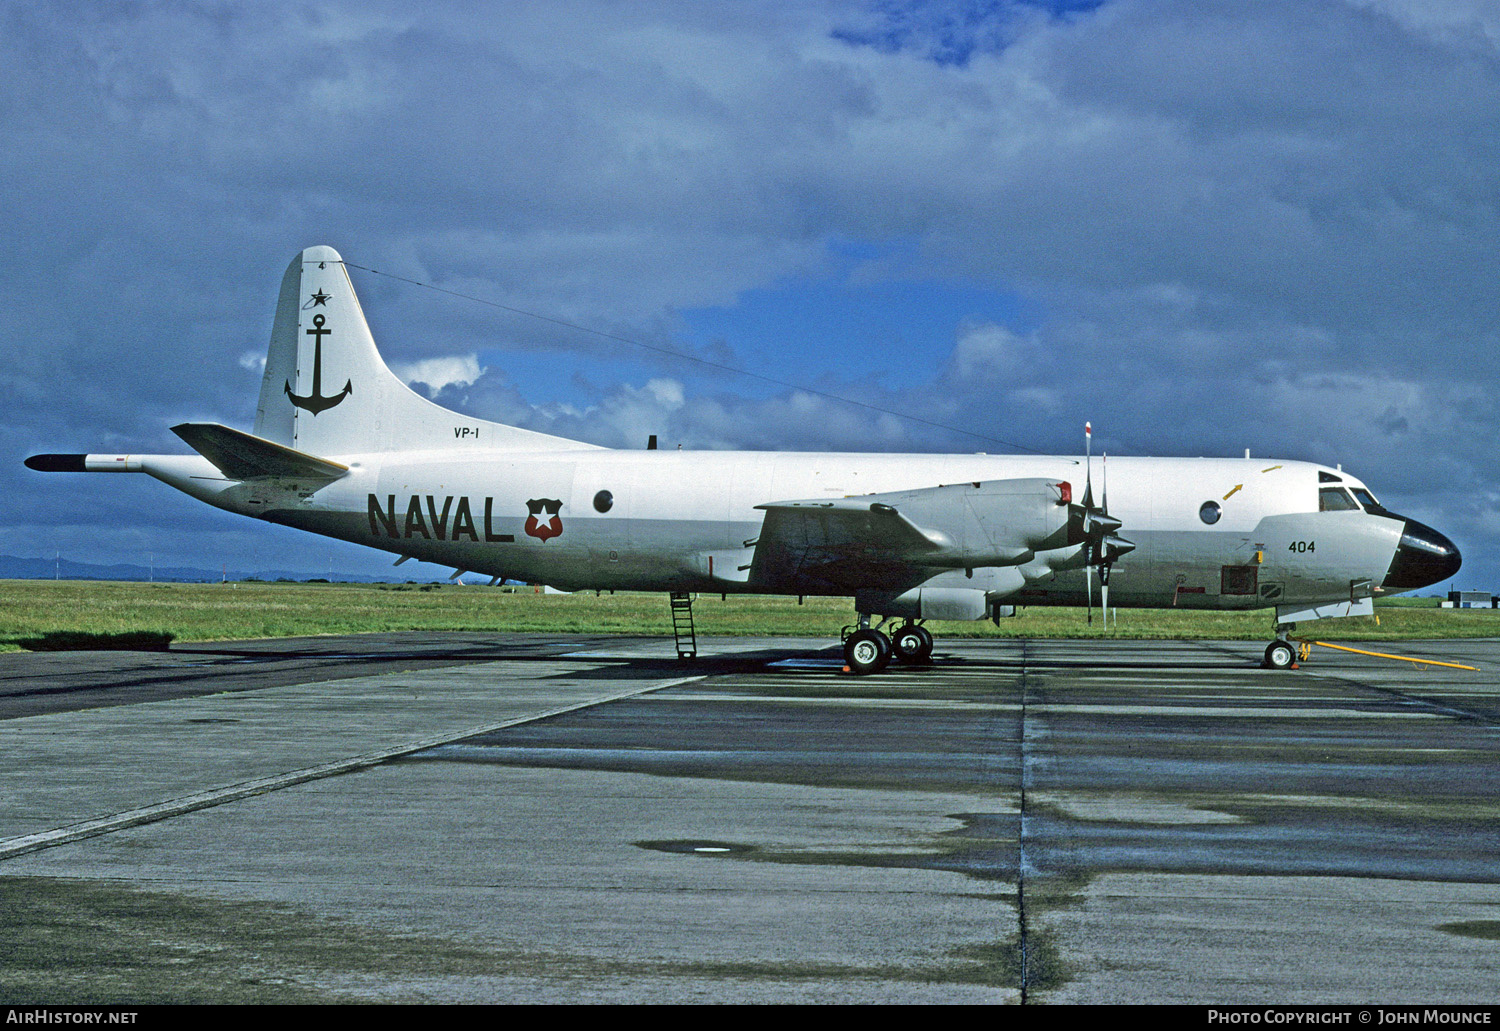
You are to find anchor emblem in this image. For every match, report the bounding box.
[284,313,353,415]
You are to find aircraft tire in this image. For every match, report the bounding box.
[845,629,892,675]
[1263,640,1298,670]
[891,623,932,665]
[912,624,934,661]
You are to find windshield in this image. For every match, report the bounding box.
[1319,487,1358,512]
[1350,487,1394,517]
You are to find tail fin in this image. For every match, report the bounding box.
[254,246,595,456]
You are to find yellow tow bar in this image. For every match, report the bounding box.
[1309,641,1480,672]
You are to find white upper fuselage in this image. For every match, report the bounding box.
[143,445,1407,614]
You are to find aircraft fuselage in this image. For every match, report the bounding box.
[140,446,1420,615]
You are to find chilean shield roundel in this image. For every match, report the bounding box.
[525,498,563,541]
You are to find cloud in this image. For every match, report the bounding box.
[5,0,1499,588]
[390,354,485,393]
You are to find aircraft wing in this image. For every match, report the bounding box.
[749,477,1072,591]
[171,423,349,481]
[749,497,944,592]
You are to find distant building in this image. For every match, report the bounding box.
[1446,590,1498,609]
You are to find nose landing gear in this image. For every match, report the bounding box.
[1264,623,1311,670]
[1264,639,1298,670]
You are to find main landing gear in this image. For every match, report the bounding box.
[842,618,934,675]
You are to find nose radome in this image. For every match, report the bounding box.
[1383,518,1462,591]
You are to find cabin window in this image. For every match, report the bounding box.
[1199,501,1222,524]
[1318,487,1358,512]
[593,490,614,513]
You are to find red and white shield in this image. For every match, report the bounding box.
[524,497,563,541]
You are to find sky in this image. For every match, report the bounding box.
[4,0,1498,590]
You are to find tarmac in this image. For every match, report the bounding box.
[1,632,1497,1004]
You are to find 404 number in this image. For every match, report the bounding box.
[1288,540,1316,553]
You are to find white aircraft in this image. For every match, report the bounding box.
[27,246,1461,672]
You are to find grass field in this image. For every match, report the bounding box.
[0,579,1492,652]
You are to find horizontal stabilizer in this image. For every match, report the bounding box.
[171,423,349,481]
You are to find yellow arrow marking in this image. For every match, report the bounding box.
[1223,484,1243,500]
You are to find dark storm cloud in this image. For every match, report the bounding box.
[4,0,1497,585]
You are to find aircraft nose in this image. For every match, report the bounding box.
[1383,518,1462,591]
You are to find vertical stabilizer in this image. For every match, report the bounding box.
[254,246,594,456]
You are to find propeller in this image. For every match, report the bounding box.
[1070,423,1135,626]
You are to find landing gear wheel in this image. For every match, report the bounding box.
[891,623,933,665]
[1264,640,1298,670]
[844,629,892,675]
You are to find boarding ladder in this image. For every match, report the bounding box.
[669,592,697,660]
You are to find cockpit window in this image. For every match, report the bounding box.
[1319,487,1358,512]
[1350,487,1393,517]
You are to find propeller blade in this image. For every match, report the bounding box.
[1083,421,1094,510]
[1086,559,1094,626]
[1080,424,1129,629]
[1084,421,1097,626]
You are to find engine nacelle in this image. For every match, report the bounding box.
[877,477,1073,566]
[855,586,989,621]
